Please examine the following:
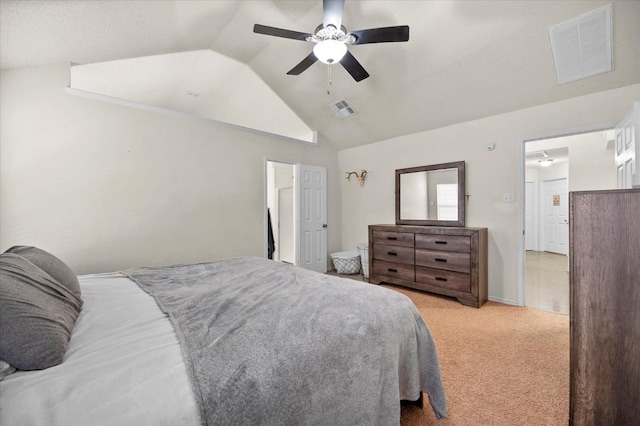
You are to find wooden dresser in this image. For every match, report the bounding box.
[569,189,640,425]
[368,224,488,308]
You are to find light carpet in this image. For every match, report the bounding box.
[387,285,570,425]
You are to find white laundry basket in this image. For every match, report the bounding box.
[357,243,369,278]
[330,251,361,274]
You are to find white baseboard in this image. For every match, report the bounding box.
[488,296,520,306]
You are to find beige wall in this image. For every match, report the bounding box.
[0,63,342,274]
[339,83,640,305]
[2,62,638,303]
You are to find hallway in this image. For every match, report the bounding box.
[525,251,569,315]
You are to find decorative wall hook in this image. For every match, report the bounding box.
[346,170,367,186]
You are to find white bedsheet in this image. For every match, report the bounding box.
[0,273,200,426]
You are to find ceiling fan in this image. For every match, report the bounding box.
[253,0,409,82]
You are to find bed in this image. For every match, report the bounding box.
[0,249,447,425]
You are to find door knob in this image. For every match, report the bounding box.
[322,224,328,228]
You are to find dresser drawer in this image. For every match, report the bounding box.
[372,231,414,247]
[415,234,470,252]
[372,260,415,282]
[373,244,415,265]
[415,249,470,273]
[369,225,487,308]
[416,266,470,293]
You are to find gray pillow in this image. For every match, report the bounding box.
[0,360,16,380]
[5,246,81,297]
[0,253,83,370]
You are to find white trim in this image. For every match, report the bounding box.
[65,87,318,146]
[520,122,616,143]
[488,296,518,306]
[516,138,526,306]
[524,180,537,251]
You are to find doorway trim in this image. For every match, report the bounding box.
[524,181,537,251]
[516,122,617,306]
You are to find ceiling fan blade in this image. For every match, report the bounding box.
[323,0,345,30]
[348,25,410,45]
[253,24,312,41]
[287,52,319,75]
[340,50,369,82]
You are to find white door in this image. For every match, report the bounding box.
[543,178,568,255]
[297,164,327,273]
[614,102,639,189]
[525,181,535,251]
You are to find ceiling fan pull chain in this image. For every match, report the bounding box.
[327,65,332,95]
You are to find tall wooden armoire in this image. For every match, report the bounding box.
[569,189,640,425]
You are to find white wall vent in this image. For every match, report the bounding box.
[330,99,357,119]
[548,4,612,85]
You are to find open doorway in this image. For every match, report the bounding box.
[265,160,328,272]
[523,129,616,314]
[266,160,295,264]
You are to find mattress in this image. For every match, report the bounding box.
[0,272,200,425]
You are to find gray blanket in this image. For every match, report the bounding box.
[123,257,447,425]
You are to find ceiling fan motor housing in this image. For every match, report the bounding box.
[308,24,354,43]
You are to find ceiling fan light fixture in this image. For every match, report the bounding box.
[253,0,409,81]
[313,40,347,64]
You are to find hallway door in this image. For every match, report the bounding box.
[297,164,327,273]
[543,178,568,255]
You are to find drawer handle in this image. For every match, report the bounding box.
[435,241,448,245]
[435,277,448,282]
[435,258,447,262]
[388,268,398,273]
[387,252,398,256]
[387,237,398,241]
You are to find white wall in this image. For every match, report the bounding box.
[339,83,640,305]
[0,63,342,274]
[526,131,617,192]
[70,50,317,143]
[535,162,569,183]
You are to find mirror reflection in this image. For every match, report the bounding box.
[400,169,459,220]
[396,161,465,227]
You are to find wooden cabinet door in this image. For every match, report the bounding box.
[569,189,640,425]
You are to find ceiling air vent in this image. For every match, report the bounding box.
[548,4,612,85]
[330,99,357,119]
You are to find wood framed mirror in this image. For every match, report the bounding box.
[395,161,465,227]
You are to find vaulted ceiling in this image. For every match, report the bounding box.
[1,1,639,150]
